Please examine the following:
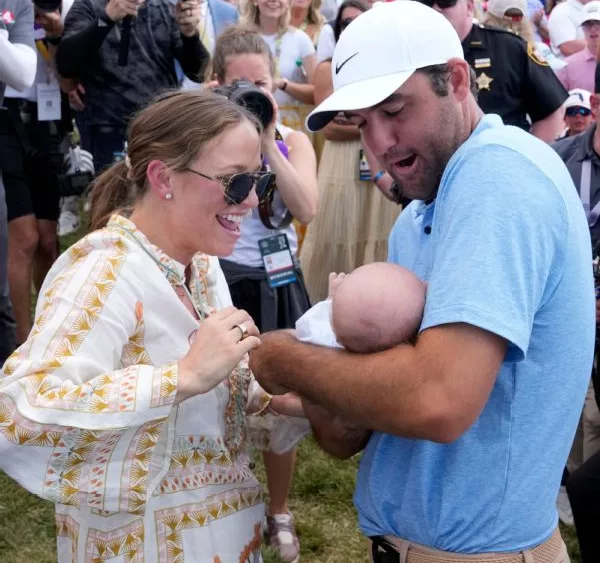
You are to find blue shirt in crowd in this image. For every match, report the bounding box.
[354,114,595,553]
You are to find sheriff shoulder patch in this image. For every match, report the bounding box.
[527,43,549,67]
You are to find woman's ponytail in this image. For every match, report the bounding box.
[89,161,134,231]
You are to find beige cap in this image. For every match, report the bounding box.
[486,0,527,19]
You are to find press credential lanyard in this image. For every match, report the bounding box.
[35,39,61,122]
[580,159,600,228]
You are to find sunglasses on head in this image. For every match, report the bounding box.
[417,0,458,9]
[566,106,592,117]
[185,169,276,205]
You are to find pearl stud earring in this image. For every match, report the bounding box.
[165,193,173,200]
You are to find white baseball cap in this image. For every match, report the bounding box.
[565,88,592,110]
[581,0,600,25]
[486,0,527,19]
[305,1,464,132]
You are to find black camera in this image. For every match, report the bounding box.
[213,79,274,130]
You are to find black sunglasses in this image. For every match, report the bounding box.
[417,0,459,8]
[185,169,276,205]
[566,107,592,117]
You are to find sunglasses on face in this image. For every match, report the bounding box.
[417,0,458,9]
[566,107,592,117]
[185,169,276,205]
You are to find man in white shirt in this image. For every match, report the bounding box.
[549,0,592,56]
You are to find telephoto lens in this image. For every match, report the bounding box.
[213,80,274,130]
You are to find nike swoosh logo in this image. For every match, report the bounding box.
[335,52,359,75]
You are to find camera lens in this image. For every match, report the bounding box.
[233,89,274,130]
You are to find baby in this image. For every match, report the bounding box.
[296,262,426,352]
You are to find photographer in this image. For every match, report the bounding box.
[212,26,317,563]
[55,0,209,174]
[0,0,36,362]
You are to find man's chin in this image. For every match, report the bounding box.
[390,178,437,204]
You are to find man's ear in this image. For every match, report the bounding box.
[448,58,472,102]
[465,0,475,19]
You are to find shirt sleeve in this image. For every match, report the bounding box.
[548,6,578,48]
[56,0,114,78]
[297,28,316,59]
[421,143,568,361]
[0,239,178,514]
[9,0,35,47]
[316,24,335,63]
[169,4,209,82]
[521,41,568,122]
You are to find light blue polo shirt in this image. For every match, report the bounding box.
[354,114,595,553]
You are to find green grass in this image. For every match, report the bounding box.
[0,437,583,562]
[0,225,584,562]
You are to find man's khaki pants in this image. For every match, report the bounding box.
[568,380,600,471]
[370,529,569,563]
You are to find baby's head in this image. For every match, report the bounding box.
[330,263,426,353]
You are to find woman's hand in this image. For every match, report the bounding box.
[261,89,280,152]
[176,307,260,403]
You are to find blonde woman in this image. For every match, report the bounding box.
[290,0,326,45]
[240,0,317,133]
[483,0,535,43]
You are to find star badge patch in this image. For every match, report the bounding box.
[476,72,494,91]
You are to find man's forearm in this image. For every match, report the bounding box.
[558,39,586,57]
[250,326,505,443]
[56,22,114,78]
[178,34,209,81]
[251,334,436,439]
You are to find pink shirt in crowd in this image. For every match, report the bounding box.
[557,48,596,92]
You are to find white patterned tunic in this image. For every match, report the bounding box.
[0,214,301,563]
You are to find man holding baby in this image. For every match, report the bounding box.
[249,2,595,563]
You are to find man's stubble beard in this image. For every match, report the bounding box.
[390,107,463,204]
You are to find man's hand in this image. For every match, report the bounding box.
[302,399,371,459]
[249,330,297,395]
[34,9,63,38]
[68,83,86,111]
[175,0,201,37]
[105,0,144,22]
